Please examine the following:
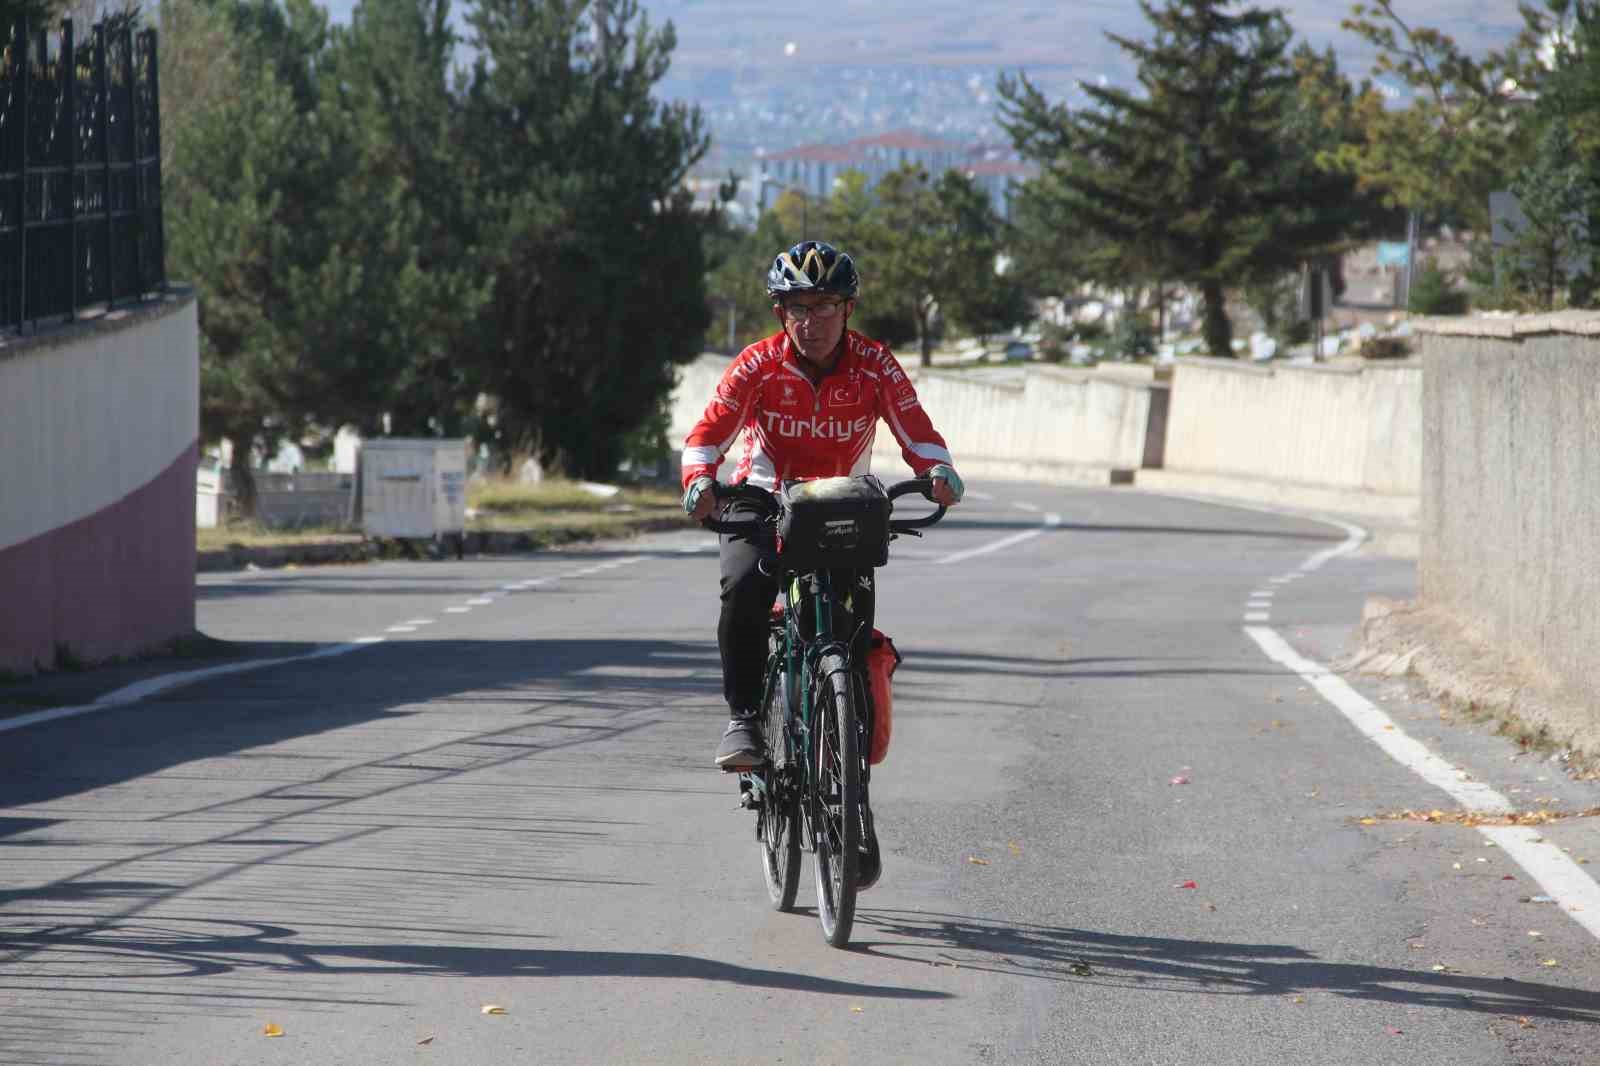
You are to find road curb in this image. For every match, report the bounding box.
[1345,596,1600,774]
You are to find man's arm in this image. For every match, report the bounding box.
[682,352,762,518]
[872,346,962,505]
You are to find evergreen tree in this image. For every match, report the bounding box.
[459,0,711,478]
[1499,121,1587,309]
[932,172,1029,345]
[1524,0,1600,304]
[1335,1,1533,230]
[1000,0,1369,357]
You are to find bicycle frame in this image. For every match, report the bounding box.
[749,566,861,851]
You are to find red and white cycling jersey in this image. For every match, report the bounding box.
[681,330,954,490]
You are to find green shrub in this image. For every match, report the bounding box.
[1408,257,1469,316]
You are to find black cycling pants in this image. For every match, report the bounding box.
[717,503,875,712]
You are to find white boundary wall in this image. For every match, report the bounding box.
[1163,356,1422,498]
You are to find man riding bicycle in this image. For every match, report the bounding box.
[682,239,964,771]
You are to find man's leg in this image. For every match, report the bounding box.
[714,505,777,769]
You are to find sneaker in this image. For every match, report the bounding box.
[715,712,765,770]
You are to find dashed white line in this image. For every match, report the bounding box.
[1012,501,1041,513]
[386,625,417,633]
[1244,612,1271,622]
[445,607,471,614]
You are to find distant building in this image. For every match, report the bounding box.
[750,129,1036,222]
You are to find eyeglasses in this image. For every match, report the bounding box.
[780,299,847,322]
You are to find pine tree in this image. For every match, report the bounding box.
[1000,0,1370,356]
[459,0,711,478]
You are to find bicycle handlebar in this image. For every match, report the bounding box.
[699,477,948,538]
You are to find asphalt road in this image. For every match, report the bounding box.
[3,482,1599,1065]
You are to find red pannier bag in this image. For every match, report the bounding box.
[867,630,901,765]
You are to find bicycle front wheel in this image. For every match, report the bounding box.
[811,651,861,948]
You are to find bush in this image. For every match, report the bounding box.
[1408,257,1469,316]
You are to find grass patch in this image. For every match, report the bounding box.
[198,521,360,552]
[468,478,678,518]
[195,479,686,553]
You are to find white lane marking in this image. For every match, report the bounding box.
[386,625,417,633]
[1251,590,1276,599]
[445,607,471,614]
[466,597,494,606]
[1241,501,1600,941]
[402,618,434,626]
[1244,612,1271,622]
[1249,625,1600,941]
[966,490,996,501]
[0,641,381,735]
[935,513,1061,566]
[1013,501,1040,513]
[502,583,523,590]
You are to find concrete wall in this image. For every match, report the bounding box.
[1418,312,1600,719]
[1157,356,1423,516]
[0,292,200,673]
[670,353,1154,485]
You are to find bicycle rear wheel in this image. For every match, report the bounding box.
[811,651,861,948]
[760,664,801,911]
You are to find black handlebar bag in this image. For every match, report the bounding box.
[776,475,891,571]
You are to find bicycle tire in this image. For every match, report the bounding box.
[811,651,861,948]
[760,663,801,911]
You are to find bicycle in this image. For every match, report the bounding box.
[704,474,946,948]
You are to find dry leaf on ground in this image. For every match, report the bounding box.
[482,1004,508,1015]
[262,1023,284,1038]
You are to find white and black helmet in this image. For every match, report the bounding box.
[766,240,860,298]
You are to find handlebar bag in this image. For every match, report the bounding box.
[776,475,891,570]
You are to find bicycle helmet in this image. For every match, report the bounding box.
[766,240,860,298]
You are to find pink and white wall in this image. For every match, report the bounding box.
[0,292,199,674]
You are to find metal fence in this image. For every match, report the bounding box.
[0,17,165,334]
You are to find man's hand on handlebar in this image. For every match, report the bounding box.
[927,464,964,507]
[683,476,718,522]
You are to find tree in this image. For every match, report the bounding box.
[313,0,491,437]
[933,173,1030,344]
[1000,0,1371,356]
[164,35,303,516]
[1522,0,1600,304]
[1334,0,1533,230]
[1497,121,1588,309]
[459,0,712,478]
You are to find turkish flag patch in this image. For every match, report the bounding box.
[827,380,863,407]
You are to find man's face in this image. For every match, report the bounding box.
[775,293,854,367]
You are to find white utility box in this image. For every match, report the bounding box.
[359,438,469,539]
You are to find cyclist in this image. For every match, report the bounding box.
[682,239,964,770]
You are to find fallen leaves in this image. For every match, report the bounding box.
[1353,806,1600,827]
[1540,958,1560,968]
[1177,880,1198,890]
[1384,1025,1404,1036]
[262,1023,284,1038]
[1169,775,1191,786]
[481,1004,507,1016]
[417,1036,435,1046]
[850,1006,865,1014]
[1069,960,1094,977]
[967,856,990,866]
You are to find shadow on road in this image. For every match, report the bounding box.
[853,909,1600,1025]
[0,913,947,1000]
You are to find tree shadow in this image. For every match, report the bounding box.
[852,910,1600,1024]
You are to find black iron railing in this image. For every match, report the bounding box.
[0,17,165,334]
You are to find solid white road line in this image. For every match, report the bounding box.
[1241,507,1600,942]
[935,513,1062,566]
[1248,625,1600,941]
